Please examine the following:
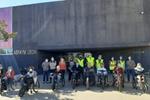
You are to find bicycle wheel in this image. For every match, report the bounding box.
[142,83,148,93]
[18,86,27,97]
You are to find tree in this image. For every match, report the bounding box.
[0,20,16,41]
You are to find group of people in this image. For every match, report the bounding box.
[0,53,145,93]
[41,53,145,87]
[42,57,66,84]
[0,64,15,92]
[0,63,38,94]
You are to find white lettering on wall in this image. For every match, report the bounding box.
[13,50,37,55]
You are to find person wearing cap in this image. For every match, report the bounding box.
[42,59,49,84]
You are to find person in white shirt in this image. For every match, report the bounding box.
[49,57,57,73]
[134,63,144,75]
[27,67,37,85]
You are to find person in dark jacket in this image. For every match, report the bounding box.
[0,64,4,78]
[68,59,76,81]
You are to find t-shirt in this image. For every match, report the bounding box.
[126,60,135,69]
[59,62,66,70]
[49,61,56,70]
[42,62,49,71]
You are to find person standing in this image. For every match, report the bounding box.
[96,55,104,71]
[109,57,117,85]
[126,56,136,82]
[68,58,76,81]
[96,55,108,85]
[109,57,116,74]
[86,53,95,69]
[42,59,49,84]
[118,56,125,71]
[84,53,95,85]
[0,64,4,78]
[58,57,66,81]
[49,57,57,73]
[49,57,57,83]
[5,66,15,91]
[76,54,84,80]
[117,56,125,87]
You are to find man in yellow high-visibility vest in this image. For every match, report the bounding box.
[109,57,116,74]
[96,55,108,85]
[86,53,95,68]
[117,56,125,87]
[109,57,117,86]
[96,55,104,69]
[76,54,85,79]
[84,53,95,86]
[117,56,125,71]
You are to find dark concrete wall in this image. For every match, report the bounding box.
[12,0,150,50]
[4,0,149,73]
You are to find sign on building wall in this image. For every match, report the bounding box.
[0,8,13,55]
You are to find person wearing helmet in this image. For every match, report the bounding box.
[42,59,49,84]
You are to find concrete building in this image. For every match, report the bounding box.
[0,0,150,73]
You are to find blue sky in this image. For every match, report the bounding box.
[0,0,64,8]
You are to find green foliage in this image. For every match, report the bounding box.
[0,20,16,41]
